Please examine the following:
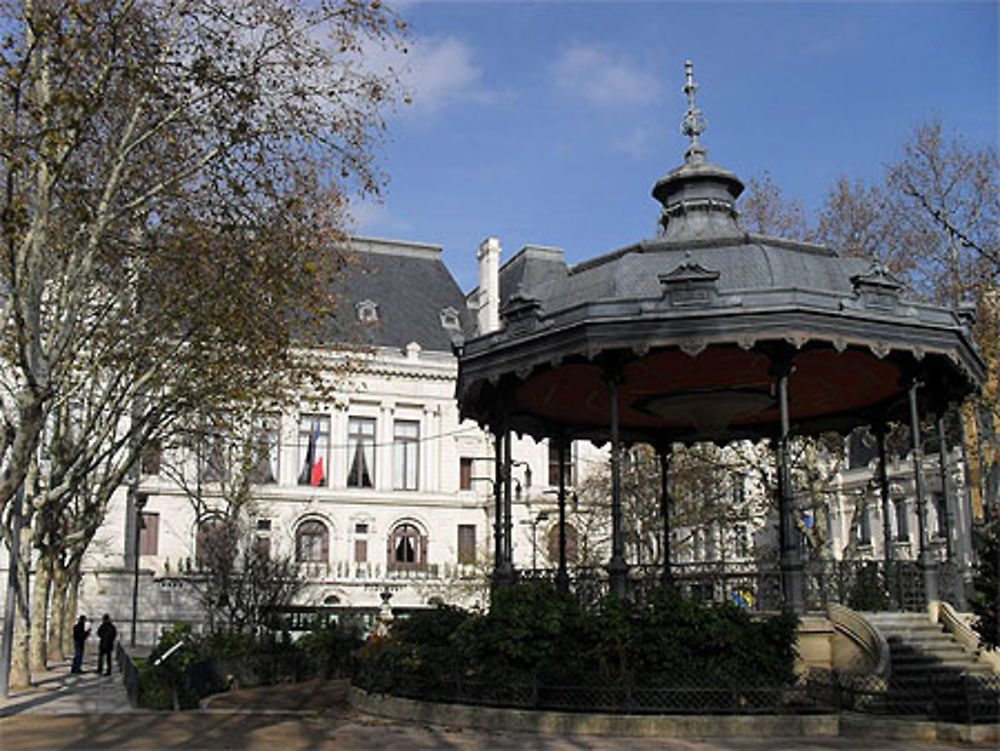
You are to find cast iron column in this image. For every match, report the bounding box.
[659,446,674,588]
[774,358,805,613]
[908,379,939,605]
[498,427,516,587]
[607,372,628,598]
[937,414,953,561]
[492,427,506,587]
[556,436,570,593]
[874,421,897,610]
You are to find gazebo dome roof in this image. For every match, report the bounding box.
[456,65,985,446]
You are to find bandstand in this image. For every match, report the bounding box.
[455,62,985,613]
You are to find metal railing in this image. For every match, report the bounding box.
[519,559,965,612]
[115,641,141,708]
[354,667,999,722]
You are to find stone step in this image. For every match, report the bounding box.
[887,637,966,651]
[871,625,948,637]
[892,662,987,675]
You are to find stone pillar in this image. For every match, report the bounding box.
[774,359,805,613]
[909,380,939,605]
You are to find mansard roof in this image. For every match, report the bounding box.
[327,236,473,353]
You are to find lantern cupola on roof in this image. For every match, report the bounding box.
[652,61,744,241]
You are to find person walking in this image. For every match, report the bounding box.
[96,614,117,676]
[71,615,90,673]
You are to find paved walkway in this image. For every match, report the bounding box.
[0,657,133,717]
[0,665,989,750]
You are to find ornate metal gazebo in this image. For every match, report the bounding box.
[456,63,985,612]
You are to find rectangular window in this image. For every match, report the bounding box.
[458,524,476,564]
[732,474,746,506]
[138,512,159,556]
[705,526,717,560]
[393,420,419,490]
[460,457,473,490]
[198,428,228,484]
[256,518,272,532]
[355,538,368,563]
[733,524,749,557]
[250,415,280,485]
[253,536,271,559]
[140,440,162,476]
[933,492,948,538]
[857,506,871,545]
[298,414,330,487]
[547,441,575,487]
[894,499,909,542]
[347,417,375,488]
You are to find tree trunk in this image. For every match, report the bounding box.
[63,569,81,657]
[9,523,33,689]
[48,563,67,662]
[29,555,51,673]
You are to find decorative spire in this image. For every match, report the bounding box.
[680,60,707,164]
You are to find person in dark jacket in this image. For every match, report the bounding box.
[71,615,90,673]
[96,614,117,676]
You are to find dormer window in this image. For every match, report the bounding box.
[356,299,379,323]
[440,306,460,330]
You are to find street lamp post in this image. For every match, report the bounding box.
[520,511,550,570]
[130,494,147,647]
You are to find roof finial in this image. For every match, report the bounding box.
[681,60,707,165]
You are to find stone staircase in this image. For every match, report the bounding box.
[863,611,993,678]
[860,611,996,720]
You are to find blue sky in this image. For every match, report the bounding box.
[353,1,998,292]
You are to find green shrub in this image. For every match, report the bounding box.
[359,605,469,693]
[355,584,800,700]
[138,624,203,710]
[452,583,589,684]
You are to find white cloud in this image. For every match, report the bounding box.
[355,33,489,117]
[348,197,410,236]
[550,43,660,108]
[401,35,486,114]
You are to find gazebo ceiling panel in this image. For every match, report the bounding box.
[510,344,905,441]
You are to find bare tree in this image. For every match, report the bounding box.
[161,410,305,634]
[0,0,404,688]
[738,172,810,241]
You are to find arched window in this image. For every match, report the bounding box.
[546,522,579,566]
[388,523,426,570]
[296,520,329,563]
[195,516,234,570]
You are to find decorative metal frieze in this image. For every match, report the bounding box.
[678,338,709,357]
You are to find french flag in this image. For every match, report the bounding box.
[300,422,325,486]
